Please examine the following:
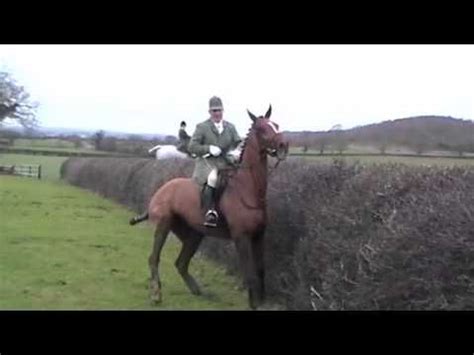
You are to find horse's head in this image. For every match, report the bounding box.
[247,105,289,161]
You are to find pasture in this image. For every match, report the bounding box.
[7,138,140,157]
[61,157,474,310]
[14,138,77,150]
[289,154,474,167]
[0,170,247,310]
[2,148,474,310]
[290,144,474,157]
[0,153,68,181]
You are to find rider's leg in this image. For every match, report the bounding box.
[202,168,219,227]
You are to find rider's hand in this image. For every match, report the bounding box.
[209,145,222,157]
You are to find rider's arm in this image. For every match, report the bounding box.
[188,123,210,157]
[179,129,191,140]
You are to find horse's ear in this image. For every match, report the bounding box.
[247,109,258,122]
[265,104,272,119]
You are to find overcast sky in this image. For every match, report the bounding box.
[1,45,473,136]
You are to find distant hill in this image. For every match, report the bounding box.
[0,125,167,141]
[286,115,474,155]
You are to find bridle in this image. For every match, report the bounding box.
[264,131,287,175]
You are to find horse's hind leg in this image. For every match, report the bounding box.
[173,227,204,296]
[149,222,170,304]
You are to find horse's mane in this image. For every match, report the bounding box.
[215,120,257,197]
[238,119,260,163]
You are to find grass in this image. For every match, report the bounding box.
[11,139,133,156]
[290,154,474,167]
[7,146,131,157]
[0,176,248,310]
[290,144,474,158]
[0,153,68,181]
[10,146,108,154]
[15,138,77,149]
[4,149,470,310]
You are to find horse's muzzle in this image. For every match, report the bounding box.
[267,143,288,160]
[275,142,289,161]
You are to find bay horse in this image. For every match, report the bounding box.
[130,105,289,309]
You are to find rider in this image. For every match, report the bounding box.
[177,121,191,154]
[188,96,242,227]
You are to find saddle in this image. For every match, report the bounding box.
[176,142,194,158]
[199,168,236,211]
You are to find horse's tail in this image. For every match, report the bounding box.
[129,212,149,226]
[148,145,161,154]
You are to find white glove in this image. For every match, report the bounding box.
[209,145,222,157]
[227,147,241,161]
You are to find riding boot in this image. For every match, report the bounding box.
[202,184,219,227]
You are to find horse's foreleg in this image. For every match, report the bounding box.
[149,222,170,304]
[174,233,204,295]
[235,236,261,310]
[252,231,266,304]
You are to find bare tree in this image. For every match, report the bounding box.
[318,138,327,154]
[453,144,465,157]
[127,134,144,141]
[301,131,310,153]
[69,135,82,149]
[378,142,387,155]
[93,130,106,150]
[414,142,426,156]
[0,71,38,129]
[336,138,349,155]
[0,129,22,145]
[330,124,348,155]
[101,137,117,152]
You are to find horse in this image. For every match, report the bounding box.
[130,105,289,309]
[148,144,189,160]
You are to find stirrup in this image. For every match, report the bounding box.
[204,209,219,227]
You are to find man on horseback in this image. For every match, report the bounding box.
[188,96,242,227]
[176,121,191,155]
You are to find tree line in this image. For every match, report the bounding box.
[287,116,474,156]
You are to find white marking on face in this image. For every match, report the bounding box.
[267,121,280,134]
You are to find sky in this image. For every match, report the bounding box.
[1,45,473,136]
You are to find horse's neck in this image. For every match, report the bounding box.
[234,129,268,203]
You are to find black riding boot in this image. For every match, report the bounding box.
[202,184,219,227]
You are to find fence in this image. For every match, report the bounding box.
[0,164,42,179]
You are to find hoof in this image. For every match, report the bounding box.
[183,275,202,296]
[150,291,162,305]
[149,281,162,304]
[190,287,202,296]
[150,296,162,305]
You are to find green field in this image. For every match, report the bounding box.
[11,138,132,156]
[9,145,112,154]
[14,138,77,149]
[0,176,247,309]
[290,144,474,158]
[2,151,474,184]
[290,154,474,167]
[0,154,68,181]
[2,150,473,310]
